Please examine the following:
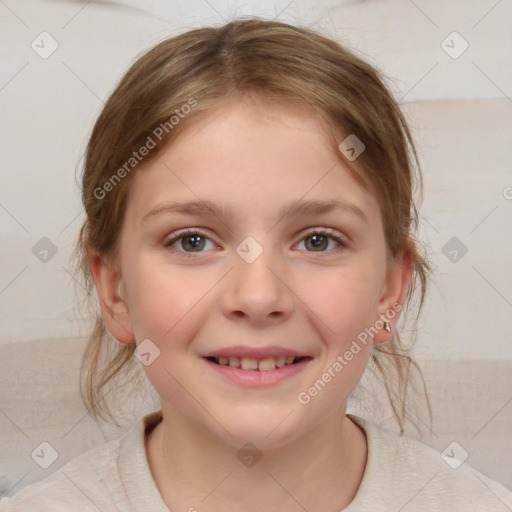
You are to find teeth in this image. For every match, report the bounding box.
[228,356,240,368]
[213,355,301,370]
[275,356,286,367]
[258,358,276,371]
[241,357,258,370]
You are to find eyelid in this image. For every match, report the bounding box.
[164,227,210,238]
[300,226,346,241]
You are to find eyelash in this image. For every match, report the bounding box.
[163,227,349,257]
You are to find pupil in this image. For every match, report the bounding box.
[308,234,327,251]
[183,235,204,251]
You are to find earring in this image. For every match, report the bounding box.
[384,322,391,333]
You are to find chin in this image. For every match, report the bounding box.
[213,409,303,451]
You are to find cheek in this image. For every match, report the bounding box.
[125,258,215,341]
[299,263,383,347]
[293,269,379,418]
[122,260,215,409]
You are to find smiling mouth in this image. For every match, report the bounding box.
[204,355,311,371]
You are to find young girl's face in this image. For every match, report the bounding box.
[102,97,407,449]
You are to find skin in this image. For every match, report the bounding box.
[90,96,413,511]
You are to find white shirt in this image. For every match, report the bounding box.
[1,410,511,511]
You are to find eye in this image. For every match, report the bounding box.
[163,227,349,257]
[163,229,217,255]
[296,228,348,253]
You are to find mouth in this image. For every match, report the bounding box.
[204,355,311,371]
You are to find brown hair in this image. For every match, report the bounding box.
[75,17,431,432]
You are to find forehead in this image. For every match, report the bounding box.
[125,98,381,228]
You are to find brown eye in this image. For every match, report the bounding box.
[164,229,215,255]
[180,234,206,252]
[297,228,347,253]
[305,233,329,251]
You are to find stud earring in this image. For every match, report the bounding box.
[384,322,392,333]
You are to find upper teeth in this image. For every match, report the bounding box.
[215,356,297,371]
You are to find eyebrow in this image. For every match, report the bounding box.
[142,198,368,224]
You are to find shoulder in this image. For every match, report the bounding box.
[346,414,512,511]
[0,410,165,512]
[0,438,124,512]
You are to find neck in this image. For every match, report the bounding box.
[146,405,367,512]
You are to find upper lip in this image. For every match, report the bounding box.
[202,345,311,359]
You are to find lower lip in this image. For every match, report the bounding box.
[203,358,312,387]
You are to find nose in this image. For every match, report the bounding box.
[221,243,295,326]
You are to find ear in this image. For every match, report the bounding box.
[373,239,415,343]
[89,250,134,344]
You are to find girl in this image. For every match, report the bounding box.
[2,18,511,512]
